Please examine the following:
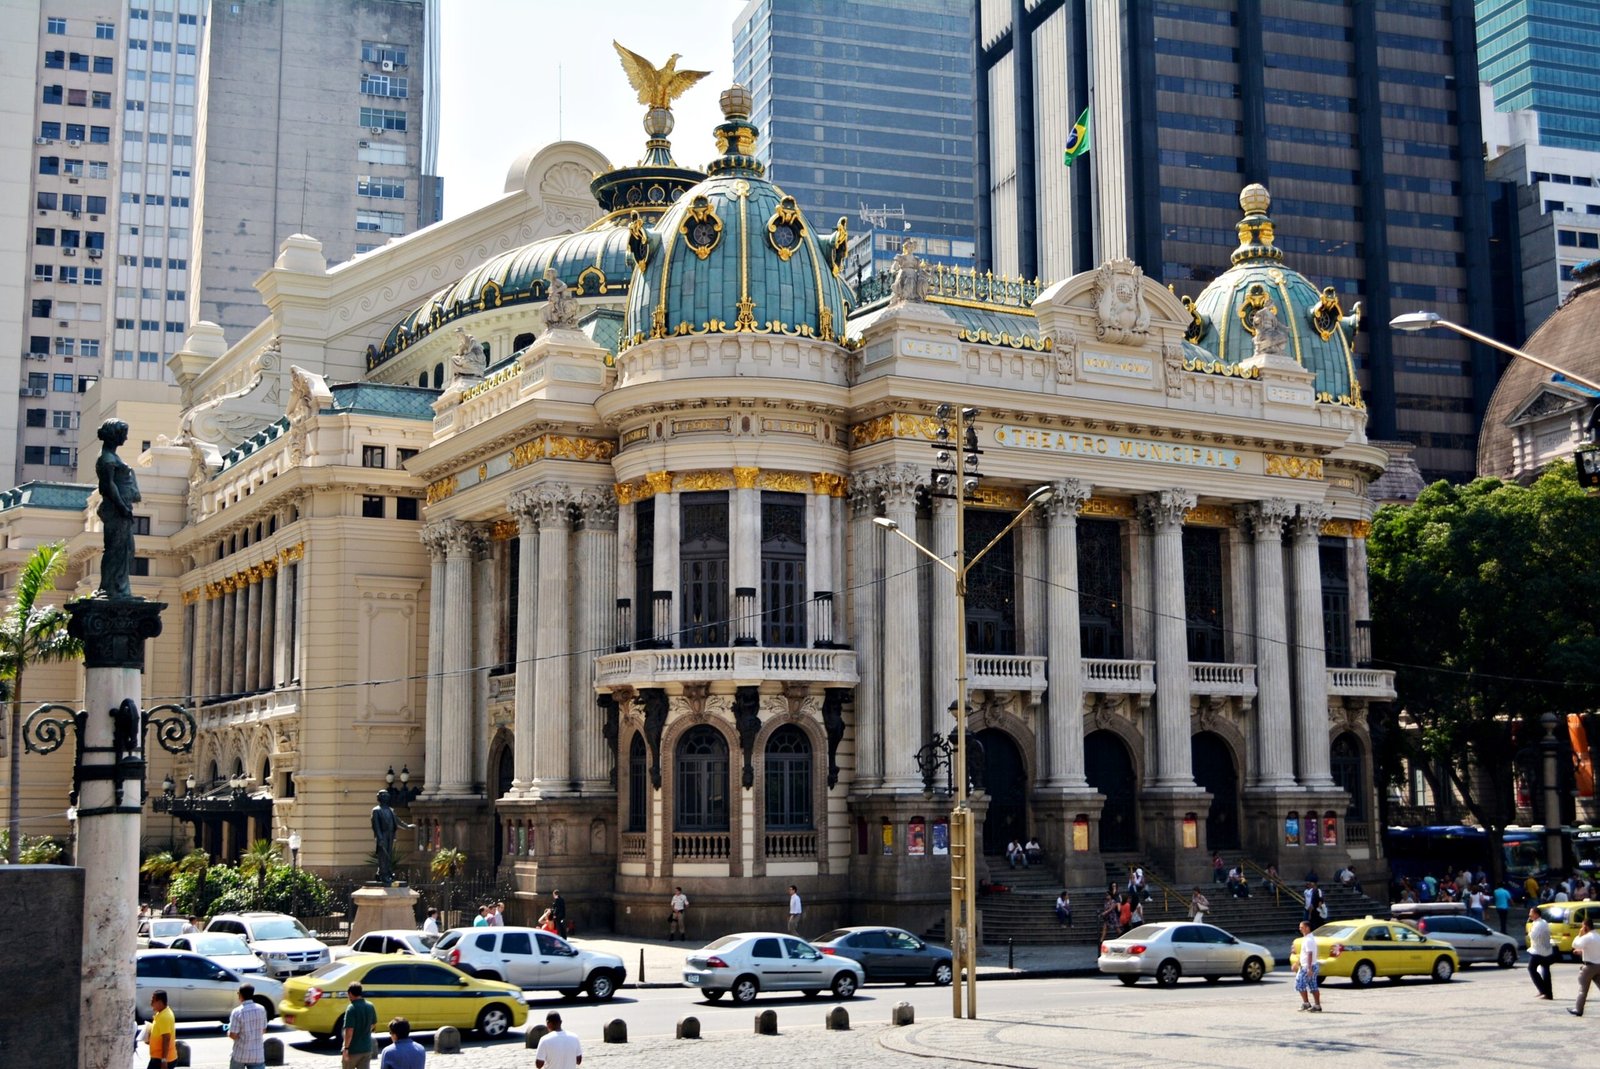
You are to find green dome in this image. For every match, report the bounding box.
[622,85,852,352]
[1188,185,1363,408]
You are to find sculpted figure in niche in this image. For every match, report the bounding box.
[544,267,579,329]
[451,327,487,377]
[94,418,140,599]
[1092,258,1151,344]
[1253,299,1290,358]
[890,239,929,304]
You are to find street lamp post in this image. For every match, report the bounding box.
[872,404,1054,1020]
[288,831,301,870]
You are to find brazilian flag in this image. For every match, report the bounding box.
[1063,107,1091,166]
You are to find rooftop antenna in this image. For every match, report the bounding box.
[298,146,309,235]
[558,65,564,140]
[859,202,906,231]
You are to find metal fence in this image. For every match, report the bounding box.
[302,870,521,941]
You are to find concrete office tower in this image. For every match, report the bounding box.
[189,0,441,345]
[976,0,1497,483]
[17,1,122,484]
[733,0,974,241]
[0,2,42,483]
[1477,0,1600,153]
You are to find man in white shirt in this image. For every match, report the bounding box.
[421,908,440,937]
[534,1012,582,1069]
[669,887,689,941]
[1571,918,1600,1016]
[1528,905,1555,1000]
[489,901,505,927]
[787,885,803,934]
[1295,920,1322,1012]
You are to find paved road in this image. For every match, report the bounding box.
[172,960,1576,1069]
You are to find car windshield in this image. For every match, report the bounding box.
[306,961,360,981]
[192,934,252,956]
[249,917,312,940]
[1545,907,1573,922]
[814,930,851,943]
[1312,925,1359,940]
[148,920,185,936]
[1119,925,1165,941]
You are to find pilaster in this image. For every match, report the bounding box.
[421,526,448,795]
[1290,504,1334,788]
[1241,499,1295,789]
[439,520,485,796]
[506,498,539,796]
[574,487,618,789]
[1042,479,1091,789]
[847,472,883,788]
[879,464,925,791]
[532,485,575,794]
[1139,488,1196,789]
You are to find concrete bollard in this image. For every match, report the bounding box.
[435,1026,462,1054]
[676,1016,702,1039]
[891,1002,915,1026]
[755,1009,778,1035]
[173,1041,191,1068]
[263,1037,285,1066]
[826,1006,850,1031]
[603,1019,628,1044]
[524,1024,549,1049]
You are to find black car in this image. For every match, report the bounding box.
[811,926,953,985]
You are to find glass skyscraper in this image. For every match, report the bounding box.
[1478,0,1600,152]
[732,0,974,241]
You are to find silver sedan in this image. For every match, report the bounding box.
[1414,914,1521,967]
[683,932,865,1004]
[1098,922,1276,987]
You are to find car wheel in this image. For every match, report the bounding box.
[476,1004,512,1039]
[1155,959,1182,988]
[1351,960,1376,988]
[1241,957,1265,983]
[1497,945,1517,968]
[933,961,953,986]
[703,988,724,1001]
[476,970,502,983]
[318,1030,341,1047]
[587,971,618,1001]
[253,997,276,1021]
[1431,956,1455,982]
[732,976,760,1004]
[1204,975,1221,984]
[831,972,858,999]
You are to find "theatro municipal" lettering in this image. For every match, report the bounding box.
[992,425,1244,470]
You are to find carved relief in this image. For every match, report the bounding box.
[1053,329,1078,385]
[1240,498,1294,538]
[1043,478,1092,523]
[822,688,848,789]
[1292,502,1334,538]
[1137,489,1196,530]
[735,685,762,789]
[642,688,669,789]
[575,486,619,530]
[1162,342,1186,398]
[878,463,923,512]
[1091,259,1152,344]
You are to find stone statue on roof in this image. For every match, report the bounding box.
[544,267,579,330]
[890,239,928,305]
[451,327,486,377]
[1253,299,1290,359]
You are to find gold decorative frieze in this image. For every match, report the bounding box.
[461,362,521,402]
[756,471,809,493]
[261,559,278,578]
[614,478,649,506]
[490,519,519,541]
[733,467,759,490]
[1320,518,1372,539]
[1081,497,1135,519]
[763,417,817,436]
[968,486,1026,510]
[221,576,237,594]
[812,472,847,497]
[546,435,616,462]
[280,541,306,563]
[957,327,1052,351]
[620,426,649,448]
[672,417,731,435]
[426,475,459,504]
[1183,504,1233,527]
[181,588,201,605]
[1265,453,1325,480]
[509,440,543,469]
[644,471,673,496]
[850,412,943,448]
[674,470,734,492]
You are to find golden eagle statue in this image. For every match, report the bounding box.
[613,41,712,110]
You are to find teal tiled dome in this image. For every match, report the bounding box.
[1188,185,1363,408]
[622,85,852,352]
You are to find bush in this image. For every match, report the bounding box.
[167,860,335,918]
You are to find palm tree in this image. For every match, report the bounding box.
[430,847,467,920]
[141,850,179,906]
[2,542,81,864]
[175,848,211,913]
[238,839,282,909]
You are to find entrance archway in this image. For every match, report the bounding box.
[1191,731,1240,851]
[1085,730,1138,853]
[975,728,1027,856]
[1331,732,1365,821]
[492,743,513,868]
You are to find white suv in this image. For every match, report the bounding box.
[432,926,626,999]
[206,912,331,979]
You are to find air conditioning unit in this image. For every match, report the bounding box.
[87,249,101,259]
[68,177,79,184]
[57,320,69,328]
[358,140,370,149]
[367,127,384,136]
[68,139,81,147]
[20,388,45,397]
[89,214,98,221]
[381,59,394,71]
[70,210,80,218]
[34,137,49,145]
[62,247,76,256]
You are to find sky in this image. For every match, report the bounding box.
[435,0,752,221]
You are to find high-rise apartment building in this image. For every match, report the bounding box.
[188,0,441,344]
[977,0,1498,483]
[733,0,974,241]
[1477,0,1600,153]
[1,3,42,482]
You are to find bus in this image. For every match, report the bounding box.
[1383,824,1600,884]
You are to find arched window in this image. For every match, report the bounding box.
[674,726,728,831]
[513,331,536,352]
[764,725,812,829]
[432,362,444,389]
[417,372,427,387]
[627,734,647,832]
[1331,732,1365,821]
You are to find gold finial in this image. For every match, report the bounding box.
[720,84,754,120]
[1240,183,1271,215]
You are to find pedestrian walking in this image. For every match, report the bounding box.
[534,1011,582,1069]
[1493,884,1512,934]
[1191,887,1210,924]
[379,1017,425,1069]
[787,885,803,934]
[1099,892,1119,940]
[669,886,689,941]
[422,907,440,936]
[489,901,505,927]
[1528,905,1555,1000]
[552,890,568,938]
[1571,917,1600,1016]
[340,982,379,1069]
[227,984,268,1069]
[146,990,176,1069]
[1295,920,1323,1012]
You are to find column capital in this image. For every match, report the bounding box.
[1137,488,1196,530]
[847,469,883,515]
[509,483,575,529]
[438,519,488,557]
[1238,497,1294,538]
[421,523,452,560]
[575,486,619,531]
[1043,478,1093,523]
[878,463,924,512]
[1290,502,1333,539]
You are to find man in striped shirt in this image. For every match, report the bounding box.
[227,984,268,1069]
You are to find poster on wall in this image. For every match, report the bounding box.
[1323,812,1338,846]
[909,817,926,857]
[932,818,949,856]
[1072,817,1089,852]
[1285,813,1300,846]
[882,819,894,856]
[1304,812,1320,847]
[1181,814,1198,850]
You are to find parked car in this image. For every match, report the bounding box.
[1292,917,1458,987]
[332,929,438,960]
[1528,901,1600,958]
[135,949,284,1023]
[1412,913,1519,967]
[683,932,865,1003]
[431,926,626,999]
[138,918,189,949]
[1097,922,1275,987]
[810,926,953,985]
[205,912,330,979]
[167,932,269,976]
[279,954,527,1042]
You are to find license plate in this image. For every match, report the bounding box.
[283,1015,296,1024]
[685,974,701,985]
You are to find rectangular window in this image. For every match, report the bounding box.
[360,42,408,67]
[361,495,385,519]
[66,88,86,106]
[47,17,66,34]
[132,516,151,536]
[51,410,75,430]
[86,195,105,213]
[358,106,407,132]
[89,126,109,144]
[358,142,407,166]
[53,338,74,356]
[360,73,408,98]
[93,56,113,74]
[131,557,149,577]
[357,176,406,199]
[28,373,47,390]
[355,209,405,234]
[87,161,107,178]
[39,157,59,176]
[64,123,85,141]
[48,446,73,467]
[33,264,53,282]
[635,498,655,645]
[760,492,807,647]
[58,266,78,284]
[34,228,54,247]
[25,409,46,428]
[679,492,729,647]
[62,159,82,176]
[31,299,52,318]
[52,373,74,392]
[59,229,79,247]
[36,192,57,211]
[42,84,62,104]
[40,121,61,140]
[23,447,44,466]
[79,338,99,356]
[396,497,419,521]
[91,91,110,108]
[44,50,65,69]
[96,22,114,40]
[60,193,81,213]
[69,52,88,71]
[361,445,386,468]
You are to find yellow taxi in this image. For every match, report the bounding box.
[1290,917,1459,988]
[1527,900,1600,957]
[279,954,528,1042]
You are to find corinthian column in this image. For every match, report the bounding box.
[532,484,574,794]
[243,570,261,692]
[1241,499,1296,788]
[848,472,883,788]
[506,496,539,796]
[574,487,618,789]
[1139,489,1196,787]
[929,495,958,739]
[879,464,925,791]
[257,563,276,691]
[1290,503,1334,788]
[232,575,249,693]
[420,526,448,794]
[1044,479,1092,788]
[439,521,484,796]
[219,580,236,695]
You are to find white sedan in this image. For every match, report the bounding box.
[167,932,269,976]
[135,949,284,1023]
[332,929,438,959]
[684,932,865,1004]
[1098,921,1276,987]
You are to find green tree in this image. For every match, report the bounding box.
[2,542,82,864]
[141,850,179,906]
[238,839,282,909]
[1369,462,1600,872]
[430,847,466,918]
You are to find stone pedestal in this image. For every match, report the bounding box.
[350,886,421,941]
[1031,790,1107,887]
[1138,787,1215,887]
[497,796,617,934]
[846,791,987,938]
[1241,788,1353,875]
